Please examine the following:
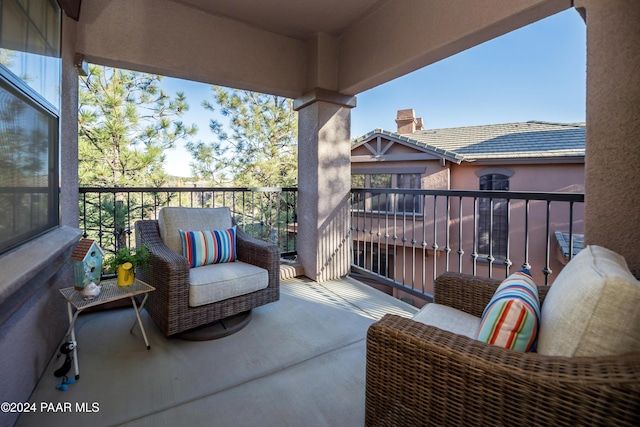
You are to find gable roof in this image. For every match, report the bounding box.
[70,239,104,261]
[353,121,585,163]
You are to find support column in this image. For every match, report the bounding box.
[575,0,640,273]
[294,89,356,282]
[60,15,80,228]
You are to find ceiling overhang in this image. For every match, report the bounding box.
[74,0,572,99]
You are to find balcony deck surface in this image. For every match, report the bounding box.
[16,276,416,427]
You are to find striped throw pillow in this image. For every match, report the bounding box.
[477,269,541,352]
[179,227,237,268]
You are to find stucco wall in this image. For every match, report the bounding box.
[0,15,82,426]
[450,163,585,193]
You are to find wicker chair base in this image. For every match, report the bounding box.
[175,310,252,341]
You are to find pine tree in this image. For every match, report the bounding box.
[78,65,197,250]
[186,86,298,248]
[78,65,196,187]
[186,86,297,187]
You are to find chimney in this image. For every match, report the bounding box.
[395,109,423,134]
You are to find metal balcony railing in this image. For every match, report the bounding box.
[350,188,584,302]
[79,186,584,304]
[79,187,298,257]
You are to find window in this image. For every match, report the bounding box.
[0,0,61,255]
[478,173,509,259]
[370,173,392,212]
[350,174,365,210]
[351,172,422,214]
[396,173,421,213]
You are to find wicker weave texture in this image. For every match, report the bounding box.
[365,271,640,427]
[135,219,280,337]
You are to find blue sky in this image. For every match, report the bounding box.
[162,8,586,177]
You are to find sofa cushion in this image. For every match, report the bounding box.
[188,261,269,307]
[412,303,481,339]
[179,227,237,267]
[537,245,640,357]
[158,207,233,255]
[477,269,541,352]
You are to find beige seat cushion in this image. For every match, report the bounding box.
[158,206,269,307]
[537,245,640,357]
[412,303,480,339]
[158,207,233,255]
[189,261,269,307]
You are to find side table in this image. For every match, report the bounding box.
[59,278,155,379]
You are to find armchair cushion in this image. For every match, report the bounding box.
[412,303,480,339]
[189,261,268,307]
[179,227,237,267]
[159,207,233,254]
[538,245,640,357]
[477,269,540,352]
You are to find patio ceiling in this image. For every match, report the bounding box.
[73,0,572,98]
[168,0,387,39]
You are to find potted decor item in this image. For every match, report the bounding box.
[106,245,150,286]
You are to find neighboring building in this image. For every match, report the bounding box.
[351,109,585,305]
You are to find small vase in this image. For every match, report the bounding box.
[117,262,135,286]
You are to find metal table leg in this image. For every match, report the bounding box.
[65,301,81,380]
[129,294,151,350]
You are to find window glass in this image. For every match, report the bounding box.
[0,79,58,253]
[370,174,391,212]
[350,174,365,187]
[0,0,61,108]
[396,173,421,213]
[350,174,365,210]
[478,174,509,258]
[0,0,60,254]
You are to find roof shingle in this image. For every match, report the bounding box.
[353,121,585,162]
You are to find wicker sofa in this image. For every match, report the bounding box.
[135,207,280,337]
[366,253,640,426]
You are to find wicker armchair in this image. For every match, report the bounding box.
[366,271,640,427]
[135,213,280,337]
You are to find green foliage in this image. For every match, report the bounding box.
[78,65,197,251]
[185,87,298,248]
[186,87,298,187]
[104,244,150,273]
[78,65,197,187]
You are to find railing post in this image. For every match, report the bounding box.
[522,199,531,271]
[542,200,553,285]
[432,196,439,284]
[457,197,464,273]
[444,195,451,273]
[504,199,512,278]
[472,196,479,276]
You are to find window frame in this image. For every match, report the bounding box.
[0,0,61,255]
[477,172,510,260]
[351,172,422,215]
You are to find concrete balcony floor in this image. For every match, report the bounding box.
[16,276,416,427]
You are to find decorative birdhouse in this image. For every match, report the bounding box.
[70,239,105,290]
